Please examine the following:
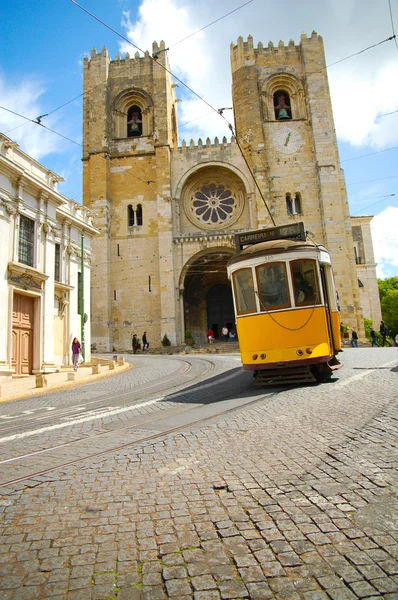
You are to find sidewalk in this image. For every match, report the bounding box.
[0,359,132,404]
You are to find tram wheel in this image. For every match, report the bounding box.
[311,365,333,383]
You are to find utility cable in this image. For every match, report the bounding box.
[388,0,398,51]
[70,0,275,224]
[169,0,254,48]
[7,2,249,133]
[0,105,82,147]
[326,35,396,69]
[227,123,276,225]
[341,145,398,163]
[346,174,398,186]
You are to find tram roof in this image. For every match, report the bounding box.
[228,239,325,266]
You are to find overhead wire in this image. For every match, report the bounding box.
[346,174,398,186]
[323,35,396,70]
[169,0,254,48]
[341,145,398,163]
[69,0,275,221]
[388,0,398,51]
[0,104,82,147]
[1,2,396,230]
[6,3,246,134]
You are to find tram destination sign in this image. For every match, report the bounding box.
[235,222,306,251]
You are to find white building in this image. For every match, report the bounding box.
[0,134,98,381]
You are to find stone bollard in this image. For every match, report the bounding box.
[117,356,125,366]
[36,374,47,388]
[92,364,99,375]
[67,372,76,381]
[108,360,116,370]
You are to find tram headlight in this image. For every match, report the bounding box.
[252,354,258,360]
[260,353,266,359]
[296,349,304,356]
[306,348,313,355]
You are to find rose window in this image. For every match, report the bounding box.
[192,183,237,224]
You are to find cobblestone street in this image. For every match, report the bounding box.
[0,349,397,599]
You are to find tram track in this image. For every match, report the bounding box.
[0,355,215,438]
[0,380,289,491]
[0,358,262,487]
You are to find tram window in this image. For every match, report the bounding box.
[256,262,290,311]
[233,268,257,314]
[291,260,321,306]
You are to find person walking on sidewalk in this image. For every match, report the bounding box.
[370,329,380,347]
[71,337,82,371]
[142,331,149,351]
[132,334,140,354]
[380,320,392,347]
[350,329,359,348]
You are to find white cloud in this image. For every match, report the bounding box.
[119,0,234,141]
[330,62,398,149]
[118,0,398,150]
[0,74,77,160]
[370,206,398,279]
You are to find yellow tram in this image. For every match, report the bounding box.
[227,223,342,384]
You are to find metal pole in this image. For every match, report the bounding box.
[80,233,85,361]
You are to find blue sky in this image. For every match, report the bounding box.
[1,0,397,278]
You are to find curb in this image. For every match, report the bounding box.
[0,363,133,405]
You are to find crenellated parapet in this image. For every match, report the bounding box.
[177,136,235,153]
[84,40,167,64]
[230,31,324,73]
[83,40,169,81]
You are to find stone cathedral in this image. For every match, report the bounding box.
[83,32,381,351]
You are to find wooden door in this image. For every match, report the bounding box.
[12,294,34,374]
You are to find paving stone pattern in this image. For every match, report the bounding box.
[0,357,397,598]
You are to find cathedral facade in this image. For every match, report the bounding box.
[83,32,380,351]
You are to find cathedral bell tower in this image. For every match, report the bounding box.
[82,42,178,351]
[230,32,363,330]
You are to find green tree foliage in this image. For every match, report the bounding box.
[161,334,171,346]
[364,317,372,340]
[378,276,398,340]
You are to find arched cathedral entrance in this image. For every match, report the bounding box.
[182,248,235,345]
[206,284,234,340]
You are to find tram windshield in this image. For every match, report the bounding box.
[290,259,321,306]
[256,262,290,311]
[233,268,256,314]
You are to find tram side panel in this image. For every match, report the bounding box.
[236,307,333,371]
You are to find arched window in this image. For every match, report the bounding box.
[286,193,293,215]
[127,105,143,137]
[286,193,302,216]
[293,193,301,215]
[128,204,143,228]
[263,75,305,121]
[114,89,153,138]
[274,90,292,120]
[128,204,135,226]
[136,204,143,226]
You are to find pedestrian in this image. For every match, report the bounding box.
[142,331,149,351]
[132,333,139,354]
[71,337,82,371]
[340,322,344,336]
[379,320,392,347]
[350,329,359,348]
[207,328,215,344]
[370,328,380,347]
[229,329,236,342]
[221,325,229,341]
